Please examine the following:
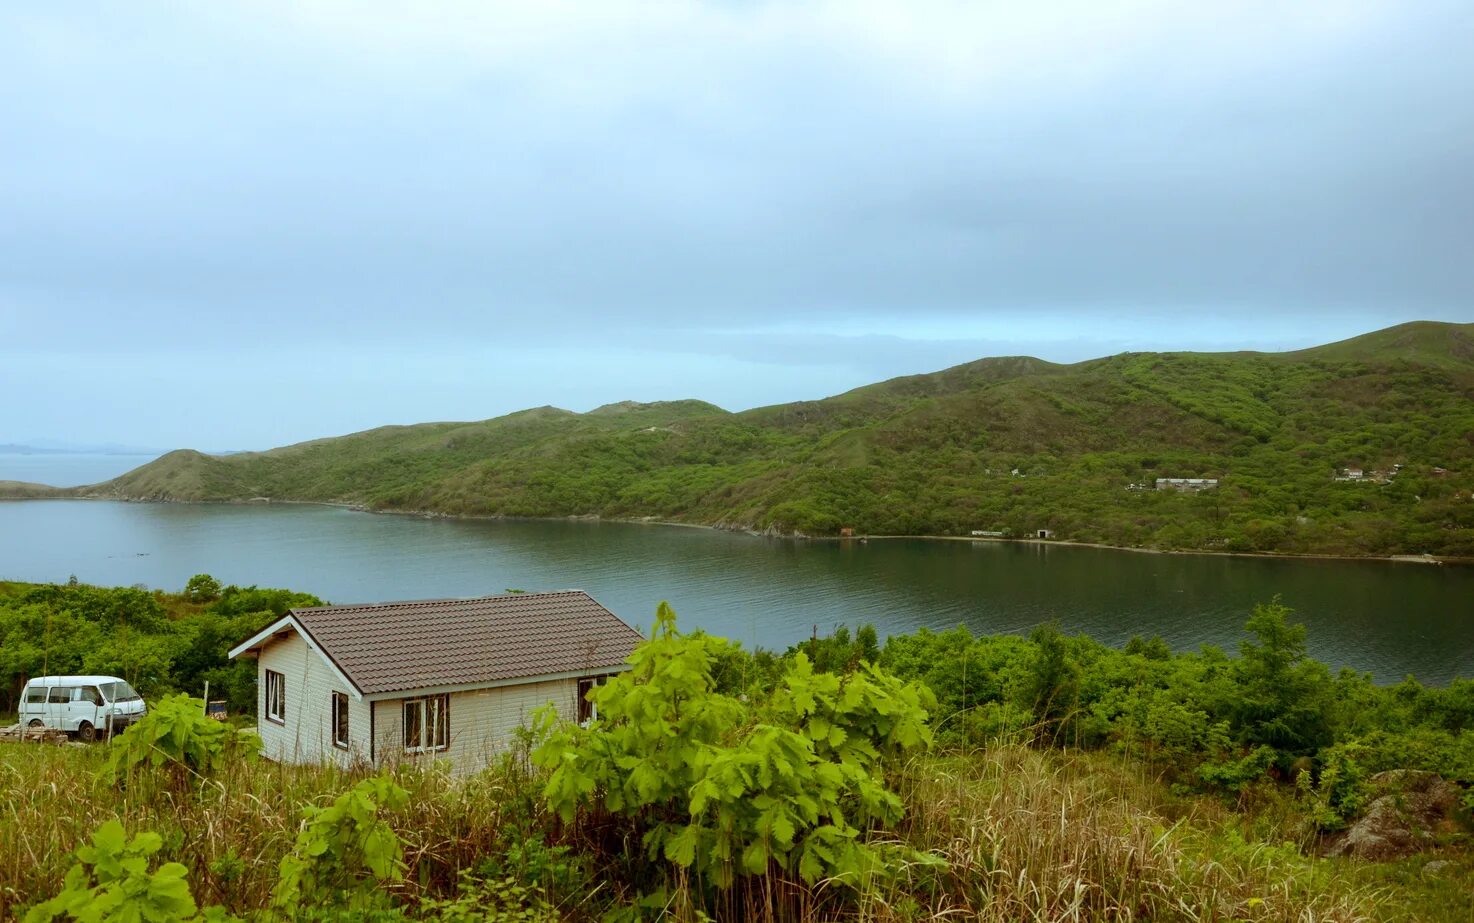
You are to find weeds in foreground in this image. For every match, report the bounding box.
[8,734,1470,922]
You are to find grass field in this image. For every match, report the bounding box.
[2,738,1469,922]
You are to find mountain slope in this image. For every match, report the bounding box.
[18,321,1474,557]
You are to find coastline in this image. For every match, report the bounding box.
[5,492,1466,567]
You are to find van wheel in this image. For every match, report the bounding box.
[77,722,97,743]
[27,719,43,728]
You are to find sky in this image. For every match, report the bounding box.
[2,1,1471,450]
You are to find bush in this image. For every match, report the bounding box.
[106,694,259,791]
[533,603,938,900]
[273,775,410,912]
[23,820,230,923]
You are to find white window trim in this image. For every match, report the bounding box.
[577,674,615,726]
[265,669,286,725]
[402,694,450,754]
[330,691,350,750]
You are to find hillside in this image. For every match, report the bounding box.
[16,321,1474,557]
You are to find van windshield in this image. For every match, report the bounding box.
[99,681,140,702]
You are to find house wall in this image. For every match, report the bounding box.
[371,678,580,775]
[256,632,372,767]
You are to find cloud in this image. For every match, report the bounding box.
[1,1,1470,445]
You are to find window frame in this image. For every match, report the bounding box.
[330,691,350,750]
[577,674,613,725]
[402,694,450,753]
[264,669,286,725]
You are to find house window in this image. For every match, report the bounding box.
[331,691,350,750]
[577,675,611,725]
[265,669,286,724]
[402,694,449,753]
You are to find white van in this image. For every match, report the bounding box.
[17,675,148,741]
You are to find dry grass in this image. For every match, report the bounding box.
[3,740,1463,922]
[875,747,1389,923]
[0,742,551,918]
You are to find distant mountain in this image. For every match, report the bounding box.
[12,321,1473,557]
[0,441,167,455]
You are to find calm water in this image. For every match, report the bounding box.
[0,453,159,487]
[0,500,1470,684]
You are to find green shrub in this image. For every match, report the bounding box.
[23,820,233,923]
[533,603,938,897]
[106,694,259,791]
[272,774,410,912]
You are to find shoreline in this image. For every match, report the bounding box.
[6,493,1467,567]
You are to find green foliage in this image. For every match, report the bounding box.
[533,603,937,898]
[418,872,559,923]
[1229,598,1332,756]
[184,574,223,604]
[1297,741,1371,832]
[106,694,259,791]
[272,775,410,912]
[0,579,320,717]
[22,820,232,923]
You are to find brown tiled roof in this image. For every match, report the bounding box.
[289,591,642,696]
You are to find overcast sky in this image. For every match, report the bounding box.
[2,1,1471,450]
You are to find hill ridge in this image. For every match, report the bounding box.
[9,321,1472,557]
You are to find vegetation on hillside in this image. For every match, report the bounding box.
[0,578,320,718]
[0,579,1470,920]
[15,321,1471,558]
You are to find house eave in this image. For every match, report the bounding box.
[362,665,626,703]
[227,615,365,701]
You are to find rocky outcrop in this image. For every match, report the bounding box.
[1325,770,1459,860]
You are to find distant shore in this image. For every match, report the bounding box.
[4,491,1465,567]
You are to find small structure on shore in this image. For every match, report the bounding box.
[1036,529,1054,539]
[1155,478,1218,492]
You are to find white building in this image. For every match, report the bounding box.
[228,591,641,774]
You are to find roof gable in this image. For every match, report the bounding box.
[269,591,642,697]
[228,614,364,699]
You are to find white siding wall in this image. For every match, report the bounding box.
[371,678,579,775]
[256,632,371,767]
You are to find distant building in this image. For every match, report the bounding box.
[1431,467,1449,477]
[1154,478,1218,492]
[970,530,1005,537]
[1035,529,1054,539]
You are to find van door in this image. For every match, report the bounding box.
[45,686,74,730]
[73,686,104,739]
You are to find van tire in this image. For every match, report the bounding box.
[27,719,44,728]
[77,722,96,743]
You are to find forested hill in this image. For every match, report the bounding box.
[27,320,1474,557]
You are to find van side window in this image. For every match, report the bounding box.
[48,687,74,704]
[80,686,103,706]
[24,689,46,704]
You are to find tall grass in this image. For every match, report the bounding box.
[1,740,1464,921]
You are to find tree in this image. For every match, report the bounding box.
[183,574,222,604]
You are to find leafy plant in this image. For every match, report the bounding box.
[534,603,938,897]
[106,693,259,791]
[419,872,559,923]
[272,774,410,911]
[23,820,233,923]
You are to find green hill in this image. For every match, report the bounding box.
[20,320,1474,556]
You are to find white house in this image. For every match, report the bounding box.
[227,590,642,773]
